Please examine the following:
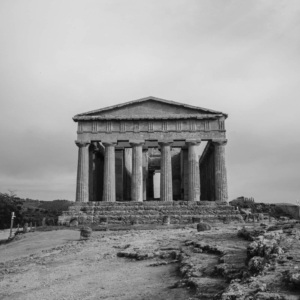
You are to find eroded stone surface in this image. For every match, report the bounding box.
[1,221,300,299]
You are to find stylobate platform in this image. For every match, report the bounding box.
[59,201,243,225]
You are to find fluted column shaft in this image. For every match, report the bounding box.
[130,142,144,201]
[213,140,228,201]
[186,140,201,201]
[142,149,149,201]
[159,142,173,201]
[102,142,116,202]
[75,141,90,202]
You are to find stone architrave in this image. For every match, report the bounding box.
[186,139,201,201]
[130,142,144,202]
[75,140,90,202]
[213,140,228,201]
[102,142,116,202]
[123,148,132,200]
[159,141,173,201]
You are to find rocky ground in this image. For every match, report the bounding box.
[0,221,299,300]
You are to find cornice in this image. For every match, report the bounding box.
[73,114,224,122]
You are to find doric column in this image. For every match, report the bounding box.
[143,148,149,200]
[186,139,201,201]
[159,141,173,201]
[102,142,116,202]
[130,142,144,202]
[213,140,228,201]
[123,148,132,200]
[75,140,90,202]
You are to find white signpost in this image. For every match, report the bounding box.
[9,212,15,239]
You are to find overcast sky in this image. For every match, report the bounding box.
[0,0,299,203]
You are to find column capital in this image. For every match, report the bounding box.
[212,139,227,146]
[130,140,144,147]
[75,140,90,148]
[102,142,117,147]
[158,140,173,147]
[186,139,201,146]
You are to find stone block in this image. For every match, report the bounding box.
[61,201,241,225]
[197,223,212,231]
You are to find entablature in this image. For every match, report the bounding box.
[77,118,226,134]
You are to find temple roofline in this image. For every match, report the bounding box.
[73,96,228,120]
[73,113,224,122]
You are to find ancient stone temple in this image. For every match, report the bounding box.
[60,97,239,225]
[74,96,228,202]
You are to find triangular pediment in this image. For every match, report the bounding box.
[73,96,227,121]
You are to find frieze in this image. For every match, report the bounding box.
[120,121,126,132]
[162,121,168,132]
[176,120,182,131]
[106,121,112,132]
[133,121,140,132]
[219,119,225,130]
[148,121,154,132]
[204,120,210,131]
[77,119,225,134]
[189,120,196,131]
[92,122,98,132]
[78,123,83,133]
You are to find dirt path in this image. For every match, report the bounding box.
[0,228,198,300]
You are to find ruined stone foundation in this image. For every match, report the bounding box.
[59,201,243,225]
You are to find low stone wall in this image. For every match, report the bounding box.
[59,201,243,225]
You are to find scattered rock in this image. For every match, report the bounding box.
[283,270,300,289]
[248,256,265,272]
[197,223,211,232]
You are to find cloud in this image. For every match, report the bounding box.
[0,0,299,202]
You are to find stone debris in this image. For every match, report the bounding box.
[2,221,300,299]
[148,260,179,267]
[197,222,212,231]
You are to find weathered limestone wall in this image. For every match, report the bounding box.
[59,201,243,225]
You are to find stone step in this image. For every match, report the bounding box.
[67,205,236,212]
[63,210,239,216]
[59,213,242,225]
[71,205,235,211]
[59,201,242,225]
[72,200,229,207]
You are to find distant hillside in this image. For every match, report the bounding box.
[0,192,74,229]
[229,196,296,219]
